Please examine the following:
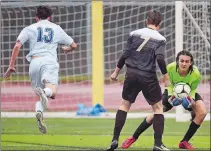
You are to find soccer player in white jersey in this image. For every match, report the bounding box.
[4,5,77,134]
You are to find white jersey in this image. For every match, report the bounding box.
[17,19,73,62]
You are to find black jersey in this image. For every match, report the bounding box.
[118,28,166,74]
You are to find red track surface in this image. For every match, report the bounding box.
[1,82,210,112]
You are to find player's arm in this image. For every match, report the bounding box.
[4,41,22,78]
[181,73,201,110]
[111,36,132,81]
[57,26,77,53]
[110,51,126,81]
[189,70,201,99]
[62,42,77,53]
[155,40,170,87]
[166,80,174,96]
[4,27,29,78]
[165,64,174,96]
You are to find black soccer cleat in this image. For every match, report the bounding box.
[106,140,118,151]
[153,143,170,151]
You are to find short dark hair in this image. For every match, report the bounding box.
[146,10,162,26]
[176,50,194,73]
[36,5,53,19]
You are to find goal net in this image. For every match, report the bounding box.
[1,1,210,120]
[1,2,93,112]
[175,1,210,121]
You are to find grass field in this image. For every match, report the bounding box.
[1,118,210,150]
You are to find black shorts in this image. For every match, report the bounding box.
[162,89,203,112]
[122,70,162,105]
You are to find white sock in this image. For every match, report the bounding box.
[35,101,44,112]
[43,88,53,98]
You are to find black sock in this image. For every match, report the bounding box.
[181,121,200,142]
[153,114,164,146]
[112,109,127,141]
[133,118,152,139]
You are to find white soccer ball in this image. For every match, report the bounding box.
[173,82,191,99]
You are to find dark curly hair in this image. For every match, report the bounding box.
[146,10,162,27]
[36,5,53,19]
[176,50,194,74]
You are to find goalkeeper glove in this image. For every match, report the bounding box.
[182,96,193,110]
[168,96,182,106]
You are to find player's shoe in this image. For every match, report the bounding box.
[35,87,48,109]
[153,143,170,151]
[179,141,195,150]
[106,139,118,151]
[36,111,47,134]
[121,136,136,149]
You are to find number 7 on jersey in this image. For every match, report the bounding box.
[136,36,150,52]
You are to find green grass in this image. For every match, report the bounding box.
[1,118,210,150]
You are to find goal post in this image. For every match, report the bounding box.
[175,1,187,122]
[175,1,211,122]
[92,0,104,106]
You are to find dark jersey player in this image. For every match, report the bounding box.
[106,10,170,151]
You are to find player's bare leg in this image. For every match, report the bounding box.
[179,100,207,149]
[106,99,131,151]
[192,100,207,124]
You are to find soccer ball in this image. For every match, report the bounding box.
[173,82,191,99]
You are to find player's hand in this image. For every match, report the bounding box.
[62,46,72,53]
[168,95,182,106]
[182,96,193,109]
[110,71,118,81]
[4,66,16,78]
[163,73,170,87]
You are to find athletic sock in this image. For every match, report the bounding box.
[35,101,44,112]
[133,118,152,139]
[153,114,164,146]
[181,121,200,142]
[112,110,127,141]
[43,88,53,98]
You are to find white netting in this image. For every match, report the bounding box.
[104,1,176,111]
[103,1,210,112]
[1,2,93,111]
[176,1,210,121]
[183,2,210,80]
[1,1,210,114]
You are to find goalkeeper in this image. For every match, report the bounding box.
[121,50,207,150]
[4,5,77,134]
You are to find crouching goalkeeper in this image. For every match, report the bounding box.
[121,50,207,150]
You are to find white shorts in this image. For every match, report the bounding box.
[29,56,59,89]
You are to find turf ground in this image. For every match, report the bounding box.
[1,118,210,150]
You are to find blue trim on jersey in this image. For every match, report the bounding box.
[37,27,43,42]
[36,27,54,43]
[44,28,54,43]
